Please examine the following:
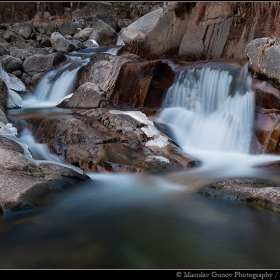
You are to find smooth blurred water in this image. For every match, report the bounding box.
[4,58,280,269]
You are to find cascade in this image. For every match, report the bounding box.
[22,46,123,108]
[157,63,280,180]
[159,64,255,154]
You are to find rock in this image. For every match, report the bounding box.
[12,22,32,40]
[0,62,25,109]
[120,8,163,44]
[0,77,8,112]
[0,135,89,214]
[109,59,175,110]
[71,2,114,21]
[50,31,72,52]
[58,20,81,37]
[12,108,195,174]
[7,89,23,109]
[0,55,22,73]
[88,17,118,46]
[22,52,66,74]
[246,37,280,85]
[3,28,15,41]
[197,177,280,214]
[0,45,9,56]
[94,12,117,31]
[73,27,93,42]
[0,109,8,124]
[76,53,141,103]
[62,82,103,108]
[117,18,132,30]
[36,22,59,36]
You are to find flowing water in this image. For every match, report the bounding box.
[2,46,280,269]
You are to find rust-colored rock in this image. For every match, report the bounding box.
[109,60,175,110]
[11,108,196,174]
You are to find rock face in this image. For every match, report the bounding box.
[123,2,280,61]
[109,59,175,110]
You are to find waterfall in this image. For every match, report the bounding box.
[22,46,123,108]
[159,64,255,154]
[158,63,280,180]
[22,56,89,108]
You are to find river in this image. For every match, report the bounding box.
[2,45,280,269]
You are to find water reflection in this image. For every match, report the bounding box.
[1,172,280,269]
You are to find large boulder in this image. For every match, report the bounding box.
[0,55,22,73]
[11,108,197,174]
[50,31,73,52]
[0,134,89,214]
[73,27,93,42]
[62,82,103,108]
[198,177,280,214]
[246,37,280,85]
[88,17,118,46]
[109,59,175,111]
[58,20,81,36]
[250,79,280,154]
[21,51,67,92]
[22,52,67,74]
[74,53,141,105]
[120,7,163,44]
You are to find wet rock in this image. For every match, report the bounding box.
[0,146,89,214]
[62,82,103,109]
[109,59,175,110]
[75,53,141,103]
[198,177,280,214]
[12,108,195,174]
[246,37,280,86]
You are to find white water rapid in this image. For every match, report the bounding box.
[158,63,280,182]
[22,46,123,108]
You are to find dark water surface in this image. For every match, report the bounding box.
[1,172,280,269]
